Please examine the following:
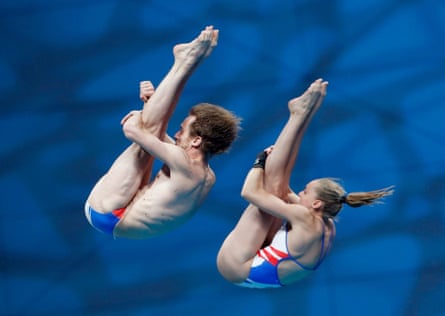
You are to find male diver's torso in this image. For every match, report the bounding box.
[114,163,215,238]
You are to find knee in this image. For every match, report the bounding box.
[142,122,166,140]
[216,254,230,282]
[141,122,159,134]
[216,247,248,284]
[216,255,238,283]
[216,250,225,274]
[216,246,229,274]
[264,178,287,199]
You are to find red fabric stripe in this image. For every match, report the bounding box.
[112,208,126,218]
[258,246,289,266]
[261,249,279,266]
[268,246,289,258]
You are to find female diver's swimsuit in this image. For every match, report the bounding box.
[237,221,334,289]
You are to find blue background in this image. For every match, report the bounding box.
[1,0,445,315]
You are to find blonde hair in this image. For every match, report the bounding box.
[315,178,394,219]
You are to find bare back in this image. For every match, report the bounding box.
[278,215,335,284]
[114,162,215,238]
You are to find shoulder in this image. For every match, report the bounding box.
[325,217,336,236]
[207,166,216,182]
[200,164,216,185]
[288,203,311,219]
[164,146,195,172]
[203,167,216,189]
[288,205,319,230]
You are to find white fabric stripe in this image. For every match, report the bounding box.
[260,247,283,261]
[84,201,93,226]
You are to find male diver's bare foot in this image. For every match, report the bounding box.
[172,25,219,71]
[288,79,328,115]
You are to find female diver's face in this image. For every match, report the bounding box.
[298,180,321,210]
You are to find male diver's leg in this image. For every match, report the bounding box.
[140,26,218,137]
[86,27,218,215]
[87,143,152,214]
[131,26,218,186]
[86,84,158,214]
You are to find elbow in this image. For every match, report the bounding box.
[122,126,131,139]
[240,183,250,200]
[122,124,137,142]
[241,188,254,203]
[240,189,248,200]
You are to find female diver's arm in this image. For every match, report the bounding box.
[241,168,305,222]
[287,188,301,204]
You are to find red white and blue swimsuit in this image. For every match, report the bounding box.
[84,201,126,237]
[237,221,333,289]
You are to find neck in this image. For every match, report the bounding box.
[187,147,210,165]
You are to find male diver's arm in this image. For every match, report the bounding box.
[162,134,175,144]
[122,110,188,171]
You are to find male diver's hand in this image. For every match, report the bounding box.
[139,81,155,103]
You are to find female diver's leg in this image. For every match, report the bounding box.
[264,79,328,197]
[216,204,273,283]
[261,79,328,242]
[216,79,328,282]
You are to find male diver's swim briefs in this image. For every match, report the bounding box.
[84,202,125,236]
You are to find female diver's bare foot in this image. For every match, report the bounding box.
[172,25,219,71]
[288,79,328,115]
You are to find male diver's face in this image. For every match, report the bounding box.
[174,115,196,149]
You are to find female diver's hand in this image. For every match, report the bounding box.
[253,145,274,169]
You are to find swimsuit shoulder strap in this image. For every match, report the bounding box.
[289,217,332,271]
[312,218,335,270]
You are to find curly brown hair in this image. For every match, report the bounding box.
[189,103,241,156]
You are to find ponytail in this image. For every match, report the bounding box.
[315,178,394,219]
[342,186,395,208]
